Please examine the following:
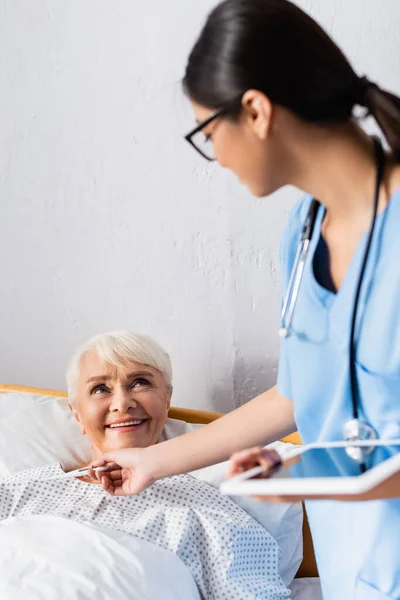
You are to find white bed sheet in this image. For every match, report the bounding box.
[289,577,323,600]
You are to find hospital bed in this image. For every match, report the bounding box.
[0,383,321,599]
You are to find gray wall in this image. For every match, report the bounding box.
[1,0,399,410]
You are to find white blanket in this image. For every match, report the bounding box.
[0,515,201,600]
[0,464,290,599]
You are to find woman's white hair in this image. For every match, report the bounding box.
[66,331,173,403]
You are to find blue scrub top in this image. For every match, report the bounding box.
[277,191,400,600]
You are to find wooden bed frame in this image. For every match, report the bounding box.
[0,383,318,579]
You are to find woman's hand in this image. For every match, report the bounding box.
[227,447,400,503]
[226,446,286,502]
[227,446,282,477]
[90,448,156,496]
[227,446,310,502]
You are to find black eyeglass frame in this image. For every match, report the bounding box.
[184,106,227,162]
[184,96,244,161]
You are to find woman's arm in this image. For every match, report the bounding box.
[93,385,296,495]
[151,385,295,477]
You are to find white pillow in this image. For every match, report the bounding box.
[0,392,303,584]
[0,515,201,600]
[0,392,91,473]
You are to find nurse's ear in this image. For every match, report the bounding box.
[68,402,86,436]
[241,90,274,141]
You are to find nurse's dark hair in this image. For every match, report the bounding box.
[183,0,400,161]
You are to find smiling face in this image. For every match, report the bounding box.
[69,351,172,461]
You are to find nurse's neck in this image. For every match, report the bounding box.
[285,119,399,231]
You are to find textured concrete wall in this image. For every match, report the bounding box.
[1,0,399,410]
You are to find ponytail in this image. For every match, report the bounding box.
[362,80,400,162]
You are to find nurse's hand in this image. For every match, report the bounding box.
[226,447,287,502]
[90,448,156,496]
[227,447,343,503]
[227,446,311,502]
[228,448,400,503]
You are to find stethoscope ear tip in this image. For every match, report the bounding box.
[278,327,289,339]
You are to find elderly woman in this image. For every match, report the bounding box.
[66,331,175,465]
[0,331,290,600]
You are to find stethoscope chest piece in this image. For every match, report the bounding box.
[343,419,378,461]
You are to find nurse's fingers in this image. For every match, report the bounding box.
[95,461,120,471]
[227,447,279,478]
[88,461,119,472]
[226,447,263,477]
[102,478,123,490]
[98,468,122,481]
[100,475,125,496]
[258,449,282,472]
[89,463,121,482]
[227,448,282,479]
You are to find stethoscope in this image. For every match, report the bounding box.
[279,137,386,464]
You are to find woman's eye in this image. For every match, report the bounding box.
[132,378,150,388]
[91,385,109,395]
[203,133,212,143]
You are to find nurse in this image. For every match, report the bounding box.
[93,1,400,597]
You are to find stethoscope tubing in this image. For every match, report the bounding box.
[278,138,386,460]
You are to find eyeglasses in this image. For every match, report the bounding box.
[184,106,227,162]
